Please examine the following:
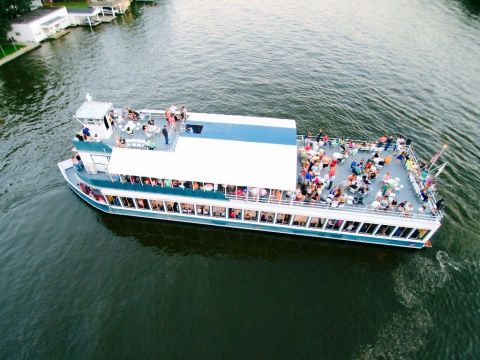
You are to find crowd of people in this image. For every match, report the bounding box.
[297,129,443,216]
[114,104,188,148]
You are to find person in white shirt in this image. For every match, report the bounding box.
[169,104,177,113]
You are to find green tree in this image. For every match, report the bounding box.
[0,0,33,43]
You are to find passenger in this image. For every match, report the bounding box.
[162,125,169,145]
[82,126,91,138]
[384,136,394,151]
[435,198,445,211]
[315,129,323,143]
[345,222,355,232]
[72,155,84,171]
[323,134,329,146]
[181,106,188,120]
[395,136,405,151]
[396,150,406,163]
[382,172,391,183]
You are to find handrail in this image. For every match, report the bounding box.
[225,194,439,221]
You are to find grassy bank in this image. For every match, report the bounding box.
[0,44,26,60]
[51,1,88,8]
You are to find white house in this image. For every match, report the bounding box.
[8,7,71,43]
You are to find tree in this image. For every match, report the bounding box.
[0,0,33,43]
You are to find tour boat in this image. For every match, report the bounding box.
[58,97,445,249]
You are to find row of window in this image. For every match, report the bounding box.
[116,176,285,200]
[105,195,431,240]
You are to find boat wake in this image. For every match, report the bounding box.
[355,251,460,360]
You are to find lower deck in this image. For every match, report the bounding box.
[61,162,436,249]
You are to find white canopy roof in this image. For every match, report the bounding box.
[108,136,298,190]
[75,101,112,119]
[186,113,297,128]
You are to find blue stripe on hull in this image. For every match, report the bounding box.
[67,183,424,249]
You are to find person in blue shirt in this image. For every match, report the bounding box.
[82,126,91,138]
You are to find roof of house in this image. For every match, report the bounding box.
[67,8,101,16]
[12,7,65,24]
[40,16,65,27]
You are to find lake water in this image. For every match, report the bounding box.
[0,0,479,358]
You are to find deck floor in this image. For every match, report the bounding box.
[297,140,424,211]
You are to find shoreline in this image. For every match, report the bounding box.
[0,43,41,67]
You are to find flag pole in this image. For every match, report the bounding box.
[428,144,448,171]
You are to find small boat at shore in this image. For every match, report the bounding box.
[58,96,446,249]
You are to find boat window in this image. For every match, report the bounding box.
[271,189,283,203]
[166,201,179,213]
[260,211,275,223]
[120,197,135,208]
[226,185,236,196]
[244,210,258,221]
[309,217,326,229]
[358,223,378,234]
[185,124,203,133]
[192,181,201,190]
[136,198,150,210]
[181,203,195,214]
[196,205,211,216]
[393,227,414,238]
[212,206,226,218]
[409,229,430,240]
[79,182,102,201]
[292,215,308,227]
[236,186,247,198]
[326,219,343,231]
[259,188,269,200]
[376,225,396,237]
[106,195,121,207]
[342,221,360,232]
[228,208,242,220]
[275,213,291,225]
[151,200,165,212]
[202,183,214,192]
[141,177,152,185]
[217,184,226,194]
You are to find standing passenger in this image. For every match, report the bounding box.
[162,125,169,145]
[181,106,188,120]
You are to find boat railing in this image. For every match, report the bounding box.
[405,146,444,219]
[225,194,440,221]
